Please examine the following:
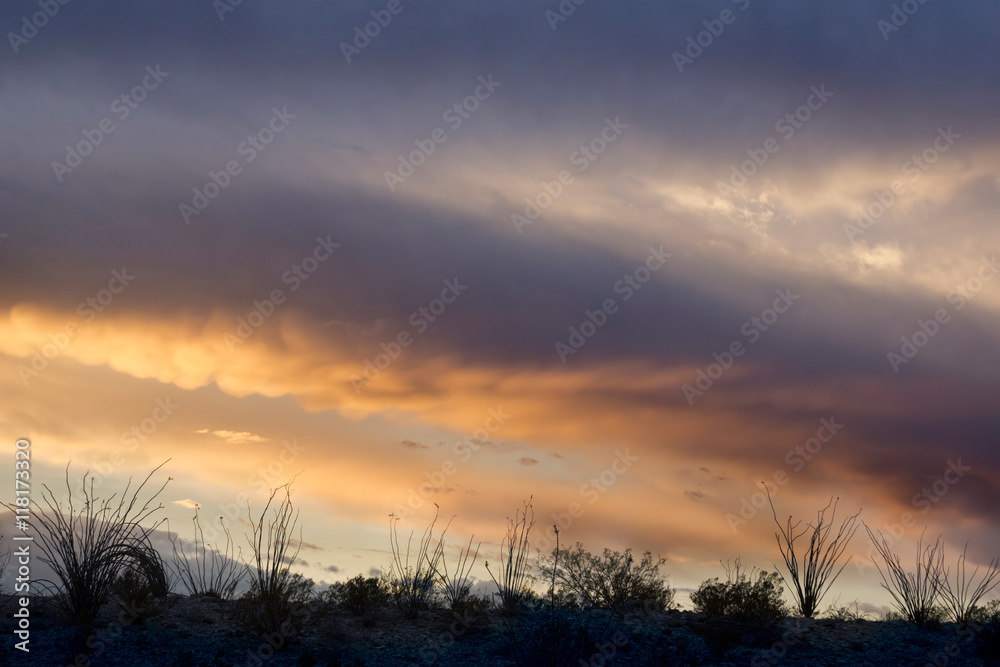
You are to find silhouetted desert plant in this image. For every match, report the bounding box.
[865,525,945,626]
[429,532,480,610]
[449,591,493,629]
[822,596,873,621]
[939,544,1000,626]
[388,504,449,617]
[486,497,535,613]
[327,574,391,615]
[970,599,1000,660]
[19,461,171,622]
[123,538,169,595]
[690,558,787,622]
[538,542,675,611]
[970,599,1000,625]
[238,482,309,636]
[169,509,247,599]
[766,491,861,618]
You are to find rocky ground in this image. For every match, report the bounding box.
[4,595,1000,666]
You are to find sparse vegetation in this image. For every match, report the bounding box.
[430,531,481,610]
[169,509,247,600]
[865,526,945,626]
[822,597,874,621]
[970,599,1000,625]
[766,491,861,618]
[8,459,999,665]
[538,542,675,610]
[690,558,787,622]
[327,574,391,615]
[388,504,449,617]
[486,497,535,613]
[237,482,310,636]
[939,543,1000,626]
[22,461,171,622]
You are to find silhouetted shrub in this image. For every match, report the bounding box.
[970,599,1000,625]
[690,558,786,622]
[865,526,945,626]
[822,597,873,621]
[940,545,1000,626]
[538,542,675,611]
[388,506,448,617]
[236,570,314,639]
[766,492,861,618]
[23,461,171,622]
[449,592,493,632]
[328,575,391,614]
[169,509,247,600]
[429,533,480,610]
[238,483,312,638]
[486,498,536,614]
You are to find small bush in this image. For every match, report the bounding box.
[450,592,493,630]
[822,597,872,621]
[538,542,675,611]
[330,575,390,614]
[236,570,314,638]
[690,558,787,622]
[970,599,1000,625]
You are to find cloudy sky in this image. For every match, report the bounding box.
[2,0,999,608]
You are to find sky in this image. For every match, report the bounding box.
[1,0,999,611]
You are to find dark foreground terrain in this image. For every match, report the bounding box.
[4,595,1000,667]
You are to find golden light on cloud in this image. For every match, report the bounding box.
[196,429,268,444]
